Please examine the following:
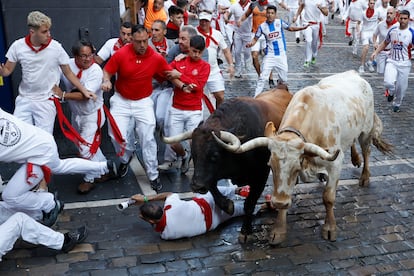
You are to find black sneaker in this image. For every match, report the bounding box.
[150,177,162,192]
[268,79,275,88]
[61,226,88,253]
[296,37,300,44]
[118,157,132,178]
[393,106,400,113]
[181,152,191,175]
[348,40,353,46]
[42,197,64,227]
[106,160,118,179]
[387,94,394,102]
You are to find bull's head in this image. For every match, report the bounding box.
[214,122,340,210]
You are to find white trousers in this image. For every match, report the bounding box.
[303,23,321,62]
[71,108,107,182]
[2,161,108,218]
[255,55,288,97]
[286,8,301,39]
[13,96,56,134]
[0,212,64,261]
[109,93,158,181]
[233,32,252,75]
[152,87,176,163]
[376,51,388,74]
[384,60,411,107]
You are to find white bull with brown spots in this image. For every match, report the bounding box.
[214,71,393,245]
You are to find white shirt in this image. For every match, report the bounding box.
[160,186,244,240]
[6,38,69,101]
[97,38,121,62]
[373,21,399,49]
[229,0,253,36]
[347,0,366,21]
[301,0,327,23]
[61,59,104,116]
[361,8,380,33]
[198,28,228,76]
[386,26,414,66]
[0,108,57,165]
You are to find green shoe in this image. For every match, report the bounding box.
[311,57,316,65]
[303,61,310,68]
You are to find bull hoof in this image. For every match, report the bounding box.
[238,233,256,244]
[358,178,370,187]
[351,157,361,168]
[269,230,287,245]
[322,225,337,241]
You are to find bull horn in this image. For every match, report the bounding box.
[212,131,241,152]
[304,143,340,161]
[162,130,193,144]
[236,137,270,153]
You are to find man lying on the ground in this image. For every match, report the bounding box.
[131,185,249,240]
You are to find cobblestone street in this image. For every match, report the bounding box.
[1,13,414,276]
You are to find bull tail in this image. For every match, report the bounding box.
[372,113,393,155]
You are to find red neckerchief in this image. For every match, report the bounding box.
[240,0,250,9]
[167,21,180,31]
[25,34,51,53]
[387,18,398,28]
[192,197,213,231]
[259,0,268,6]
[366,7,374,18]
[197,26,219,47]
[75,60,84,79]
[152,38,168,52]
[103,105,126,156]
[113,38,125,51]
[26,163,52,184]
[154,205,172,232]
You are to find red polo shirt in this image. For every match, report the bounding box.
[105,44,172,100]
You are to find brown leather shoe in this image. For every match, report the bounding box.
[77,182,96,194]
[94,173,111,183]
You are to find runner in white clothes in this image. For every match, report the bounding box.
[345,0,366,56]
[358,0,380,73]
[372,7,398,78]
[371,10,414,113]
[55,40,111,194]
[225,0,253,78]
[285,0,303,43]
[131,185,249,240]
[94,21,133,65]
[0,11,95,134]
[293,0,329,67]
[0,108,117,225]
[247,5,309,96]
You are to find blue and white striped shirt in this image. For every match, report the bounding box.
[255,19,289,56]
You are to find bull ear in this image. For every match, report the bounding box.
[264,121,276,137]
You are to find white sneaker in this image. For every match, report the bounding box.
[352,49,357,56]
[358,65,364,74]
[158,160,179,171]
[366,61,375,72]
